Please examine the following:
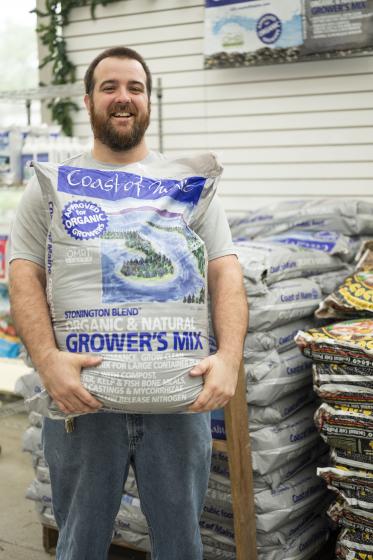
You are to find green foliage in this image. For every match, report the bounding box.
[34,0,119,135]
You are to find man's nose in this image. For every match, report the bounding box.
[116,87,131,104]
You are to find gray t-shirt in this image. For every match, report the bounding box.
[9,150,236,266]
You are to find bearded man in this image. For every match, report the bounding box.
[8,47,248,560]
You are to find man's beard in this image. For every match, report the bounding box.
[89,100,150,152]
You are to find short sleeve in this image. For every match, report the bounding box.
[194,195,237,261]
[8,176,49,267]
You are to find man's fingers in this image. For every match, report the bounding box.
[76,387,102,409]
[189,357,211,376]
[79,354,102,368]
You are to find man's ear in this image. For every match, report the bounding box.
[84,94,91,114]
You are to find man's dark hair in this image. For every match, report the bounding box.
[84,46,152,98]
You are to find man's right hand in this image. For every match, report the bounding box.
[37,349,103,415]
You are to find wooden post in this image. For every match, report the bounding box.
[224,361,257,560]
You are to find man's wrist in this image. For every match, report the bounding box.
[215,349,242,370]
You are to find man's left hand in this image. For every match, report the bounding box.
[188,353,238,412]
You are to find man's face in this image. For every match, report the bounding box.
[86,57,150,152]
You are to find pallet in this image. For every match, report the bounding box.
[42,524,150,559]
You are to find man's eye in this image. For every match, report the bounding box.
[103,87,115,92]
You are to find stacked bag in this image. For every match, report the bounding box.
[296,240,373,560]
[208,200,373,559]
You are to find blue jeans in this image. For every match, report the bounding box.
[43,412,212,560]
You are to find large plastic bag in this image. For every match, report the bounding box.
[31,154,222,415]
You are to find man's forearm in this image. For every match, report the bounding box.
[9,259,57,371]
[209,256,248,367]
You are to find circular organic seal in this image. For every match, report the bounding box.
[62,200,108,240]
[256,13,282,45]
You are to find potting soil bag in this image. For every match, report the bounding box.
[199,517,235,548]
[262,230,356,260]
[22,425,42,457]
[250,404,320,475]
[245,346,313,383]
[313,362,373,388]
[315,403,373,464]
[115,493,148,535]
[295,319,373,371]
[257,515,329,560]
[261,444,329,490]
[246,370,312,406]
[36,464,50,484]
[332,447,373,472]
[311,265,354,295]
[249,277,322,331]
[25,479,52,506]
[336,527,373,557]
[328,501,373,533]
[318,466,373,510]
[245,318,317,355]
[202,537,235,560]
[254,464,326,515]
[236,239,347,287]
[248,384,315,430]
[316,267,373,319]
[228,199,373,239]
[32,155,222,414]
[314,383,373,411]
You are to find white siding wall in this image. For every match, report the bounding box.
[64,0,373,214]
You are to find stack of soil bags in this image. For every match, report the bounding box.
[295,241,373,560]
[207,200,373,559]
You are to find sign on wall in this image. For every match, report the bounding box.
[204,0,373,69]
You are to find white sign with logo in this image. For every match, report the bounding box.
[204,0,303,56]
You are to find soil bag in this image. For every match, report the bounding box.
[32,155,222,415]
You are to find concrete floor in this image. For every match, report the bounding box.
[0,411,53,560]
[0,409,148,560]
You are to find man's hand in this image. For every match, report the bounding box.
[38,349,103,415]
[188,352,238,412]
